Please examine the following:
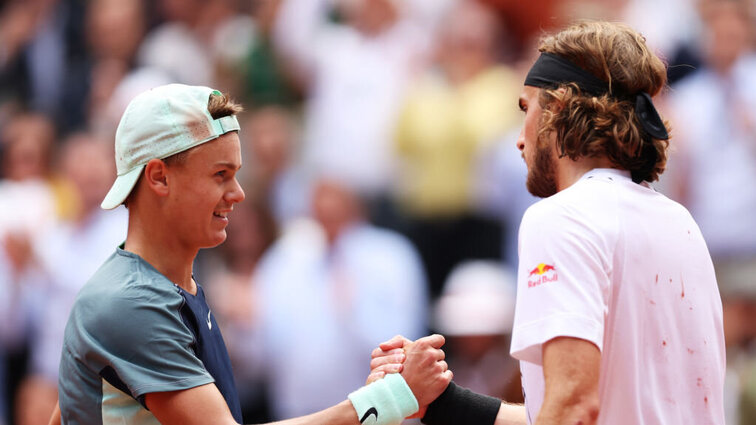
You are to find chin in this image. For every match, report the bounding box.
[202,231,228,249]
[526,173,557,198]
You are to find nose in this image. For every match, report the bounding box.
[226,177,246,204]
[516,128,525,152]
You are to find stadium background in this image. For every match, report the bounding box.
[0,0,754,424]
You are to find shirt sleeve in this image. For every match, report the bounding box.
[86,284,214,404]
[510,199,613,366]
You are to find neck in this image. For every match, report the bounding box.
[555,155,616,192]
[124,206,198,294]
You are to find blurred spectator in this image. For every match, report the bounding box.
[0,112,62,425]
[84,0,148,132]
[0,113,65,264]
[137,0,214,85]
[254,177,427,419]
[716,261,756,425]
[233,0,301,107]
[619,0,702,83]
[478,0,563,58]
[86,0,145,65]
[666,0,756,260]
[433,260,522,402]
[137,0,259,90]
[204,199,278,423]
[392,0,520,298]
[473,129,538,269]
[242,106,309,225]
[664,1,756,423]
[0,0,90,133]
[272,0,440,204]
[12,133,127,425]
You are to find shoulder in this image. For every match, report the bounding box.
[75,250,185,334]
[521,173,623,241]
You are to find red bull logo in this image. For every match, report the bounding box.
[527,263,558,288]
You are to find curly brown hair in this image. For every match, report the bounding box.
[536,21,671,183]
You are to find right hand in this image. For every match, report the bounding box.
[366,334,414,384]
[367,334,452,419]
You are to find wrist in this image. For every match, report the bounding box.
[349,373,419,425]
[421,381,501,425]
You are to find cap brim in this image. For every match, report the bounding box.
[101,165,144,210]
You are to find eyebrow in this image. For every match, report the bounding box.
[215,161,242,170]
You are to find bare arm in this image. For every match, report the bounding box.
[146,384,361,425]
[535,337,600,425]
[494,403,527,425]
[47,401,61,425]
[146,334,451,425]
[372,336,527,425]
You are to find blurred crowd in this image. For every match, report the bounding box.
[0,0,754,424]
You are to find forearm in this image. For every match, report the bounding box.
[265,400,358,425]
[534,396,599,425]
[536,337,600,425]
[495,403,527,425]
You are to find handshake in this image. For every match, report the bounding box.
[365,334,451,420]
[350,334,505,425]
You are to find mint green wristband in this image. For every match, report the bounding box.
[348,373,419,425]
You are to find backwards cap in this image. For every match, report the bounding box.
[101,84,240,210]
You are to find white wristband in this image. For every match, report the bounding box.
[348,373,419,425]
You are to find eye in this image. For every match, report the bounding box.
[519,100,527,113]
[215,170,226,178]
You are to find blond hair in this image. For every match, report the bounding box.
[537,21,671,183]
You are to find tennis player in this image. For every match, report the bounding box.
[48,84,452,425]
[370,21,726,425]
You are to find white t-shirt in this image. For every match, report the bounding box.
[510,168,725,425]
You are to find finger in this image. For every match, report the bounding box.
[371,347,404,359]
[413,334,445,350]
[425,334,446,349]
[378,335,411,351]
[437,360,448,372]
[365,371,385,385]
[370,353,405,370]
[371,363,404,375]
[433,348,446,361]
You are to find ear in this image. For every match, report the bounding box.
[143,158,170,197]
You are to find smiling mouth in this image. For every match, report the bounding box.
[213,212,229,219]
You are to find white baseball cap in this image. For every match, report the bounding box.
[101,84,240,210]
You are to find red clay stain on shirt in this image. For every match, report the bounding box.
[681,274,686,299]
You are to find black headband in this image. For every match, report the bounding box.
[524,52,669,140]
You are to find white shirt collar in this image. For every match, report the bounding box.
[580,168,632,182]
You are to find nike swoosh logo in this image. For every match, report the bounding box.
[360,407,378,423]
[207,311,212,330]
